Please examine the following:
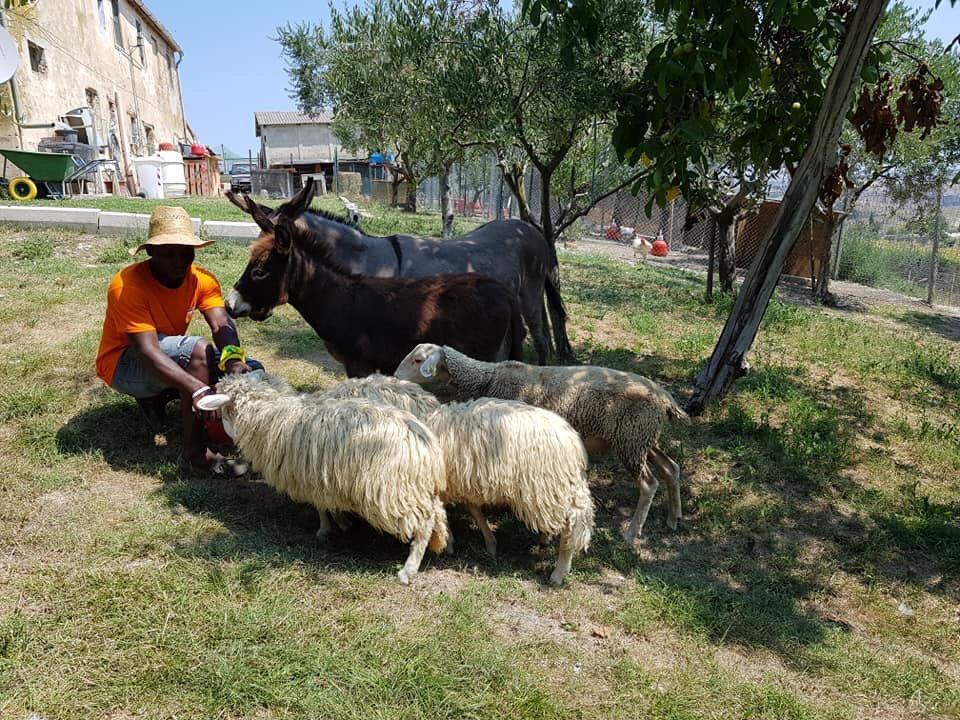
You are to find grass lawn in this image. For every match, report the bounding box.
[1,218,958,719]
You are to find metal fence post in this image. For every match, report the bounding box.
[927,183,943,306]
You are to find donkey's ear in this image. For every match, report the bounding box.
[245,195,275,232]
[281,177,316,219]
[226,190,249,213]
[274,221,293,254]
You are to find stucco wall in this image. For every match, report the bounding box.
[262,124,339,166]
[0,0,187,189]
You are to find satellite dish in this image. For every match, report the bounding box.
[0,26,20,84]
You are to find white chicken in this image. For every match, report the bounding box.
[632,235,652,263]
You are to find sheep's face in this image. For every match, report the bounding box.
[394,343,448,384]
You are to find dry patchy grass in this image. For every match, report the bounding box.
[0,224,958,720]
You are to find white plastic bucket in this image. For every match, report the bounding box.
[158,150,187,198]
[133,156,163,199]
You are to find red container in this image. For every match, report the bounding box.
[205,419,234,447]
[190,143,208,157]
[651,239,669,257]
[158,142,175,151]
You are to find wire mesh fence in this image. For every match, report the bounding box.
[831,184,959,308]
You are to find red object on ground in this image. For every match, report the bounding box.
[205,419,233,447]
[190,143,208,157]
[651,238,669,257]
[605,225,622,242]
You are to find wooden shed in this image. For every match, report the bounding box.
[735,201,840,280]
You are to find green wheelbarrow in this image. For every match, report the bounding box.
[0,147,106,200]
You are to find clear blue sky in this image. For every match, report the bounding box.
[151,0,344,158]
[150,0,958,159]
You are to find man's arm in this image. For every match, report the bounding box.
[203,306,251,373]
[127,330,208,396]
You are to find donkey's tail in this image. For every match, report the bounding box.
[508,299,526,361]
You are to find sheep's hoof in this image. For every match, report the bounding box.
[549,570,566,586]
[484,542,497,560]
[622,526,641,545]
[315,529,332,543]
[331,512,353,532]
[666,516,678,531]
[397,569,413,585]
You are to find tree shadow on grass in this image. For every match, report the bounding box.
[894,309,960,343]
[575,360,959,663]
[53,397,551,583]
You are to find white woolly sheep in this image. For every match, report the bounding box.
[207,373,450,585]
[428,398,594,586]
[315,373,440,421]
[395,344,686,544]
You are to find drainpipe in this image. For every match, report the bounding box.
[174,50,187,142]
[0,8,56,150]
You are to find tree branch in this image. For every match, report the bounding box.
[555,169,647,235]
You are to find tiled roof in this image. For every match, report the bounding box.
[255,111,334,134]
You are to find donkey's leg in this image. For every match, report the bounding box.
[520,285,551,364]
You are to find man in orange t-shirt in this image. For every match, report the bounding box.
[96,206,259,472]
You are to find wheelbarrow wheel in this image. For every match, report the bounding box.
[8,176,38,201]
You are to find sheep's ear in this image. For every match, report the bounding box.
[419,348,443,378]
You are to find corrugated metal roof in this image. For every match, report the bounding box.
[255,111,334,135]
[127,0,182,54]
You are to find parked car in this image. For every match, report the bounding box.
[229,163,255,192]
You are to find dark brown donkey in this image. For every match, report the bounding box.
[225,180,524,377]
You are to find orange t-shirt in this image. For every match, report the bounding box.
[95,261,225,386]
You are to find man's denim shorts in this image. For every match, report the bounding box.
[111,334,262,399]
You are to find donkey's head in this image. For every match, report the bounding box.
[225,178,316,321]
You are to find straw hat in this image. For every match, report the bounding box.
[130,206,214,255]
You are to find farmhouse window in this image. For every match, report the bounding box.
[27,41,46,74]
[111,0,122,48]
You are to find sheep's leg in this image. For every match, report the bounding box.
[330,510,353,532]
[398,527,431,585]
[316,510,335,542]
[466,503,497,559]
[649,445,682,529]
[550,532,575,586]
[621,453,658,544]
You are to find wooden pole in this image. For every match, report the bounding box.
[688,0,889,414]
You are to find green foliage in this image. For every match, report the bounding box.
[13,236,54,261]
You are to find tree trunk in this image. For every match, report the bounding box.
[390,175,400,207]
[706,216,717,301]
[439,165,454,239]
[501,162,533,224]
[814,215,837,302]
[540,168,555,247]
[717,217,737,293]
[688,0,888,416]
